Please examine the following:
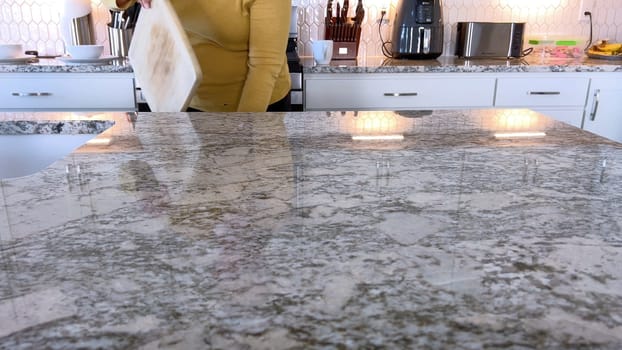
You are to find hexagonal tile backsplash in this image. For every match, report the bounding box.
[1,0,621,58]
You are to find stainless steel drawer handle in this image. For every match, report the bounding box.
[528,91,561,95]
[384,92,418,97]
[590,89,601,121]
[11,92,52,97]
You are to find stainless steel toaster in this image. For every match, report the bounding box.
[455,22,525,58]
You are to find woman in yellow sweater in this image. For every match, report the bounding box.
[105,0,292,112]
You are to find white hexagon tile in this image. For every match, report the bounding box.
[1,0,621,58]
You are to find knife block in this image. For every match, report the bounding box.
[324,22,362,60]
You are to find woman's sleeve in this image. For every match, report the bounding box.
[237,0,290,112]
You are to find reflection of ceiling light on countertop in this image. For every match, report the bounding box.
[352,134,404,141]
[339,111,415,137]
[483,109,552,133]
[494,132,546,139]
[86,137,111,146]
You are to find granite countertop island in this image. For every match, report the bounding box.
[1,109,622,349]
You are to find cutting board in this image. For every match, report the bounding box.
[128,0,202,112]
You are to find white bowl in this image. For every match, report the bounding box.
[66,44,104,59]
[0,44,23,59]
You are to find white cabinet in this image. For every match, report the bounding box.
[583,77,622,143]
[0,73,136,111]
[494,76,590,128]
[304,73,496,110]
[303,71,622,143]
[304,73,590,129]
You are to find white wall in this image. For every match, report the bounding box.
[299,0,622,58]
[1,0,621,58]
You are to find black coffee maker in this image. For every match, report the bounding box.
[391,0,444,59]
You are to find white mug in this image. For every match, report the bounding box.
[312,40,333,65]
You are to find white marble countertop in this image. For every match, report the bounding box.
[1,110,622,349]
[303,55,622,73]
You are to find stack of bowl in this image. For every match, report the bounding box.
[0,44,23,60]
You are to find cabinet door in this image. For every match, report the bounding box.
[305,74,496,110]
[531,108,585,128]
[0,74,136,111]
[584,77,622,143]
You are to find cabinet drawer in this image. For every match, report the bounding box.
[495,77,589,107]
[305,76,496,110]
[0,75,136,111]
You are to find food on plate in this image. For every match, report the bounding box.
[587,40,622,56]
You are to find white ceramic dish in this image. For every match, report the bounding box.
[0,44,23,59]
[58,55,116,65]
[0,54,36,64]
[586,52,622,61]
[65,44,104,59]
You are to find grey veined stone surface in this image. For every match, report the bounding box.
[1,110,621,349]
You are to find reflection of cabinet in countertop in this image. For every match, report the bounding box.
[583,77,622,143]
[0,72,136,112]
[304,71,622,143]
[494,75,589,129]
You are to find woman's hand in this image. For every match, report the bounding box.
[137,0,151,8]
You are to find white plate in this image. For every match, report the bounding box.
[57,55,117,65]
[587,52,622,61]
[0,55,36,64]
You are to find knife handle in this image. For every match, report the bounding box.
[336,3,341,24]
[355,0,365,25]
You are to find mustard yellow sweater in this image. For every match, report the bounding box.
[104,0,291,112]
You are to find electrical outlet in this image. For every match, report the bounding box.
[578,0,594,22]
[377,8,390,25]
